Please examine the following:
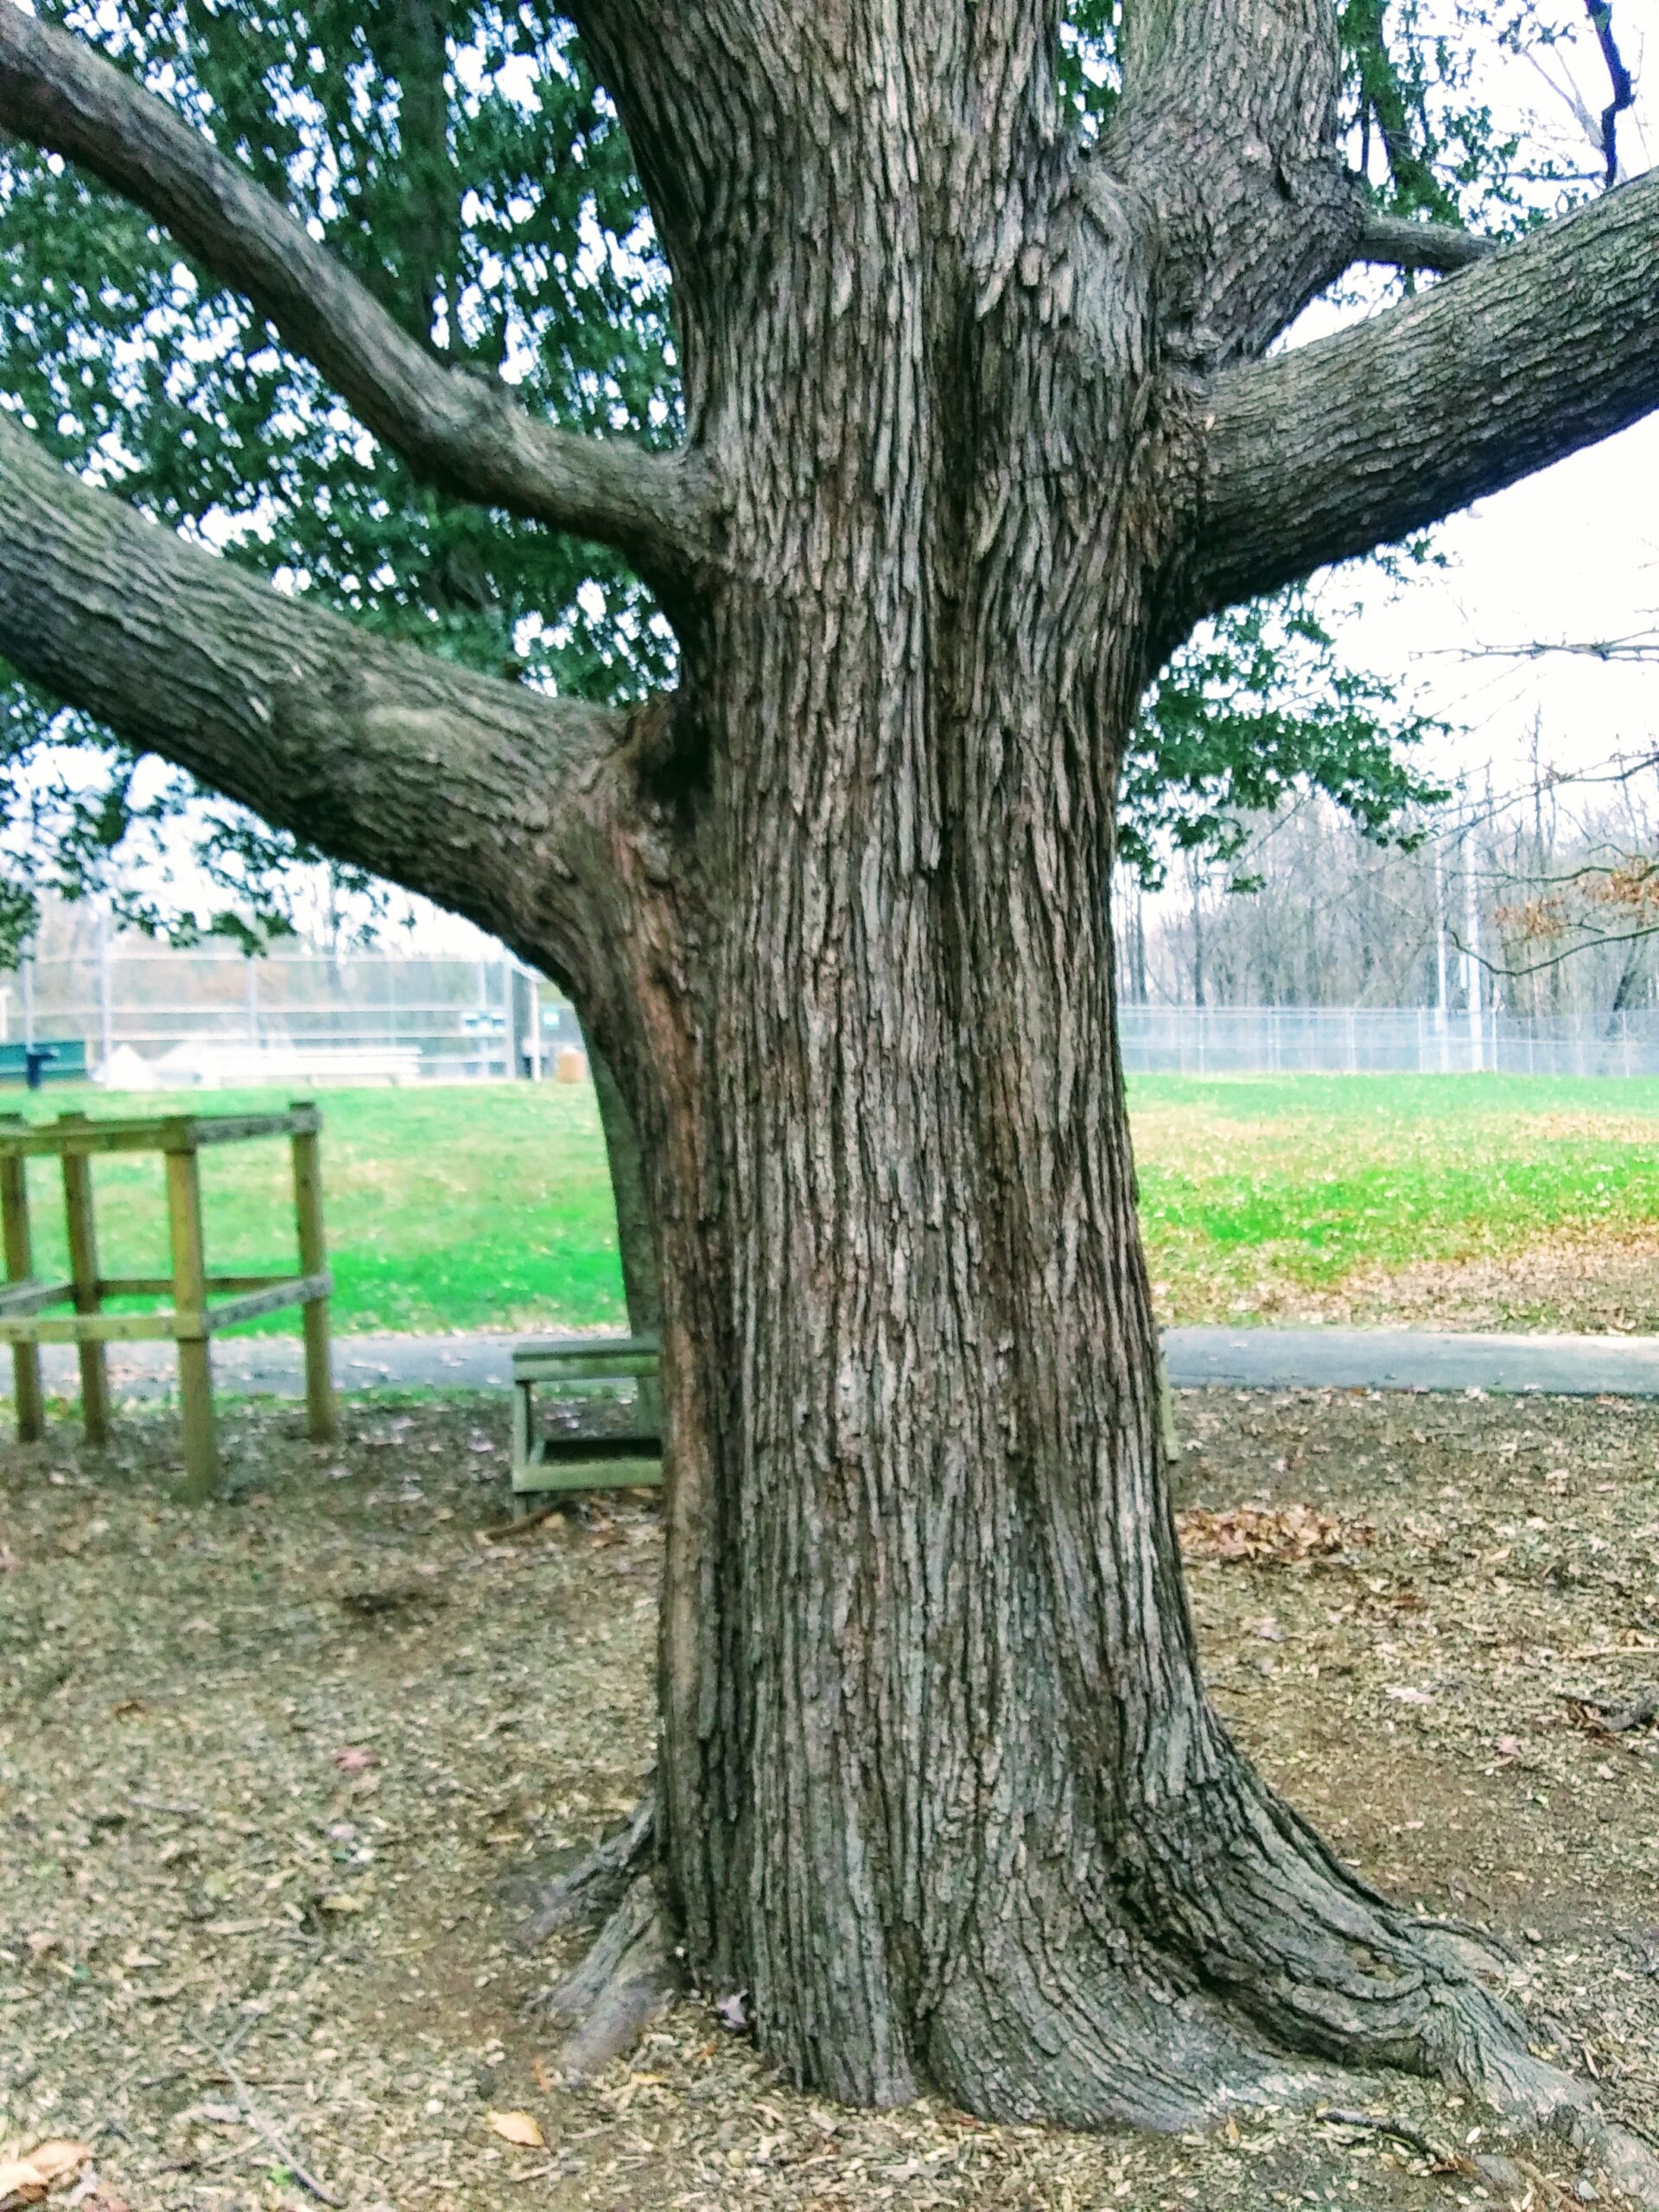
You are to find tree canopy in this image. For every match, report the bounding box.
[3,0,1624,958]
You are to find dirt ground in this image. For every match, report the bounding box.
[2,1385,1657,2212]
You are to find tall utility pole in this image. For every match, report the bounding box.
[1463,828,1484,1072]
[97,904,113,1074]
[1187,852,1205,1007]
[1433,842,1450,1071]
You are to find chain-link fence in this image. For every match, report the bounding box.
[4,945,582,1085]
[1119,1003,1659,1076]
[12,943,1659,1084]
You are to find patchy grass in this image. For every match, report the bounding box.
[1,1387,1656,2208]
[1131,1072,1659,1329]
[10,1071,1659,1338]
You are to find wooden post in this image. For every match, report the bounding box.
[289,1103,336,1445]
[59,1114,111,1446]
[164,1123,217,1500]
[0,1117,43,1442]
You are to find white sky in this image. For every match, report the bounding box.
[1304,0,1656,801]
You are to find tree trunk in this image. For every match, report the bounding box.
[594,55,1541,2127]
[582,1016,662,1424]
[645,605,1534,2127]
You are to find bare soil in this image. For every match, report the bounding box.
[2,1386,1657,2211]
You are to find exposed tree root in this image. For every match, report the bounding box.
[917,1749,1659,2202]
[1470,2043,1659,2207]
[532,1875,680,2080]
[521,1789,1659,2199]
[522,1806,679,2079]
[519,1800,653,1949]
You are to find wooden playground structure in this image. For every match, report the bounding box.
[0,1103,335,1499]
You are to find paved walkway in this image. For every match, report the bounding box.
[6,1325,1659,1403]
[1161,1325,1659,1396]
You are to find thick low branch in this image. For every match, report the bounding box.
[0,410,628,985]
[0,2,712,582]
[1198,169,1659,612]
[1351,213,1498,272]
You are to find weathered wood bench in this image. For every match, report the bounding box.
[510,1332,661,1502]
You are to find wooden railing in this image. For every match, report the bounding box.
[0,1103,335,1499]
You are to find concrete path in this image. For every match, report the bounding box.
[6,1325,1659,1404]
[1161,1325,1659,1397]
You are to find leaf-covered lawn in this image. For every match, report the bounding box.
[1129,1073,1659,1328]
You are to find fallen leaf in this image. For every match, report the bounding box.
[486,2112,545,2149]
[332,1747,376,1772]
[531,2056,554,2095]
[1494,1735,1523,1758]
[15,2145,93,2191]
[1176,1503,1369,1567]
[1385,1685,1434,1706]
[0,2159,47,2203]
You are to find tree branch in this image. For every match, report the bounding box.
[1351,213,1498,271]
[1586,0,1635,188]
[0,1,713,583]
[0,410,632,987]
[1196,169,1659,613]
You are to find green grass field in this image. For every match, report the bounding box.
[2,1083,626,1335]
[1128,1074,1659,1326]
[6,1072,1659,1334]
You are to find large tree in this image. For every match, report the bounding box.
[3,0,1658,2178]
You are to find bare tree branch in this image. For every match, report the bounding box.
[1432,629,1659,664]
[1195,168,1659,613]
[0,410,632,986]
[1586,0,1636,188]
[1351,213,1498,271]
[0,1,715,583]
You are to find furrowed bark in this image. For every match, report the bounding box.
[1196,168,1659,612]
[0,0,712,582]
[0,411,630,990]
[1105,0,1357,361]
[537,5,1659,2168]
[583,1024,662,1389]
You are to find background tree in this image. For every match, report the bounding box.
[2,0,1658,2185]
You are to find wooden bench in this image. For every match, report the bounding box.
[510,1332,661,1501]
